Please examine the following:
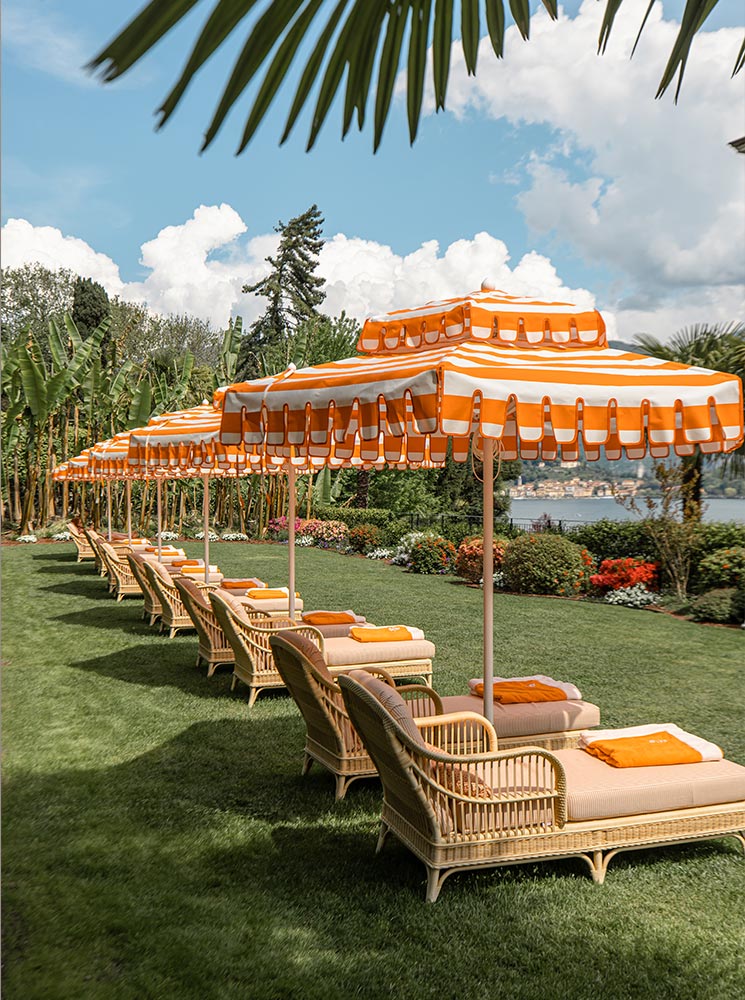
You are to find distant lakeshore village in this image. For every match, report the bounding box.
[510,461,645,500]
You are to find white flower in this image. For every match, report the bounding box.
[221,532,249,541]
[366,548,393,560]
[51,531,71,541]
[296,535,315,547]
[605,584,656,609]
[193,530,219,541]
[160,530,180,542]
[17,534,37,543]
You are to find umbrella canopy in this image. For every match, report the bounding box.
[219,285,744,720]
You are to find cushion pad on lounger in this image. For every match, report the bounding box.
[554,748,745,821]
[439,695,600,740]
[324,636,435,666]
[239,597,305,613]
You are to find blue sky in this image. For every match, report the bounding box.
[3,1,744,340]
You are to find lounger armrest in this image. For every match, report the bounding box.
[414,711,499,755]
[409,741,568,830]
[399,685,444,718]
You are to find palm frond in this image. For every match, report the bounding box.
[88,0,737,153]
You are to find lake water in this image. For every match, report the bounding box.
[508,497,745,526]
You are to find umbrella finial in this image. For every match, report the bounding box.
[481,278,498,292]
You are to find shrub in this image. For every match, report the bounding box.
[348,523,384,554]
[566,519,653,562]
[267,516,303,539]
[298,519,348,548]
[590,557,658,593]
[455,536,508,583]
[690,588,744,624]
[391,531,429,566]
[407,534,456,575]
[382,517,413,547]
[697,547,745,591]
[502,534,592,596]
[604,584,656,609]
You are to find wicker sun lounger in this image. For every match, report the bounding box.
[127,552,162,625]
[99,541,142,601]
[209,590,323,707]
[270,632,443,799]
[175,577,235,676]
[338,671,745,902]
[142,559,196,638]
[68,521,95,562]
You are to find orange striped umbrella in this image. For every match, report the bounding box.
[219,285,744,720]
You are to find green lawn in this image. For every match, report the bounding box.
[3,541,745,1000]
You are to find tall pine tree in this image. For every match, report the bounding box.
[237,205,326,379]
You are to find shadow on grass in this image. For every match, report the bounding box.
[68,642,246,700]
[41,579,117,600]
[36,563,101,575]
[31,551,78,562]
[5,717,743,999]
[52,608,160,636]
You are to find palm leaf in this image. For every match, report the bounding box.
[17,345,48,423]
[89,0,736,150]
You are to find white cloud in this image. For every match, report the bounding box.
[1,207,608,333]
[3,3,95,87]
[409,0,745,333]
[5,199,743,342]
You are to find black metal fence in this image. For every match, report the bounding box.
[400,512,589,535]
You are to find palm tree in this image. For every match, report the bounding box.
[89,1,742,154]
[634,322,745,518]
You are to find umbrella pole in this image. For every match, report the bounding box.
[106,481,112,541]
[482,438,495,724]
[203,474,210,584]
[156,478,163,561]
[126,480,132,541]
[288,464,296,621]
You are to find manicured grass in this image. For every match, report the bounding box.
[3,542,745,1000]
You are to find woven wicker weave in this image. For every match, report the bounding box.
[68,522,95,562]
[127,552,162,625]
[338,673,745,902]
[175,577,234,675]
[270,632,445,799]
[99,541,142,601]
[143,559,195,638]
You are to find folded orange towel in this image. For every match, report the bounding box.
[302,611,360,625]
[221,578,265,589]
[246,588,299,600]
[580,724,722,767]
[471,680,568,704]
[349,625,424,642]
[171,559,202,568]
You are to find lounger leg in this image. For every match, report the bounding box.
[169,627,176,638]
[587,850,608,885]
[231,675,238,692]
[195,653,202,668]
[206,663,216,678]
[247,688,259,709]
[334,775,349,801]
[116,593,123,602]
[301,753,313,776]
[425,867,443,904]
[375,821,390,854]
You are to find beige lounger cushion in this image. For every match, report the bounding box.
[324,636,435,667]
[239,597,305,613]
[555,749,745,822]
[438,695,600,739]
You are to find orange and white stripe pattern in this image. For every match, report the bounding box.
[221,299,743,463]
[127,403,246,473]
[358,288,606,353]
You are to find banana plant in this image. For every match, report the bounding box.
[215,316,242,388]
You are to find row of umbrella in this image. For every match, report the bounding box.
[55,284,744,722]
